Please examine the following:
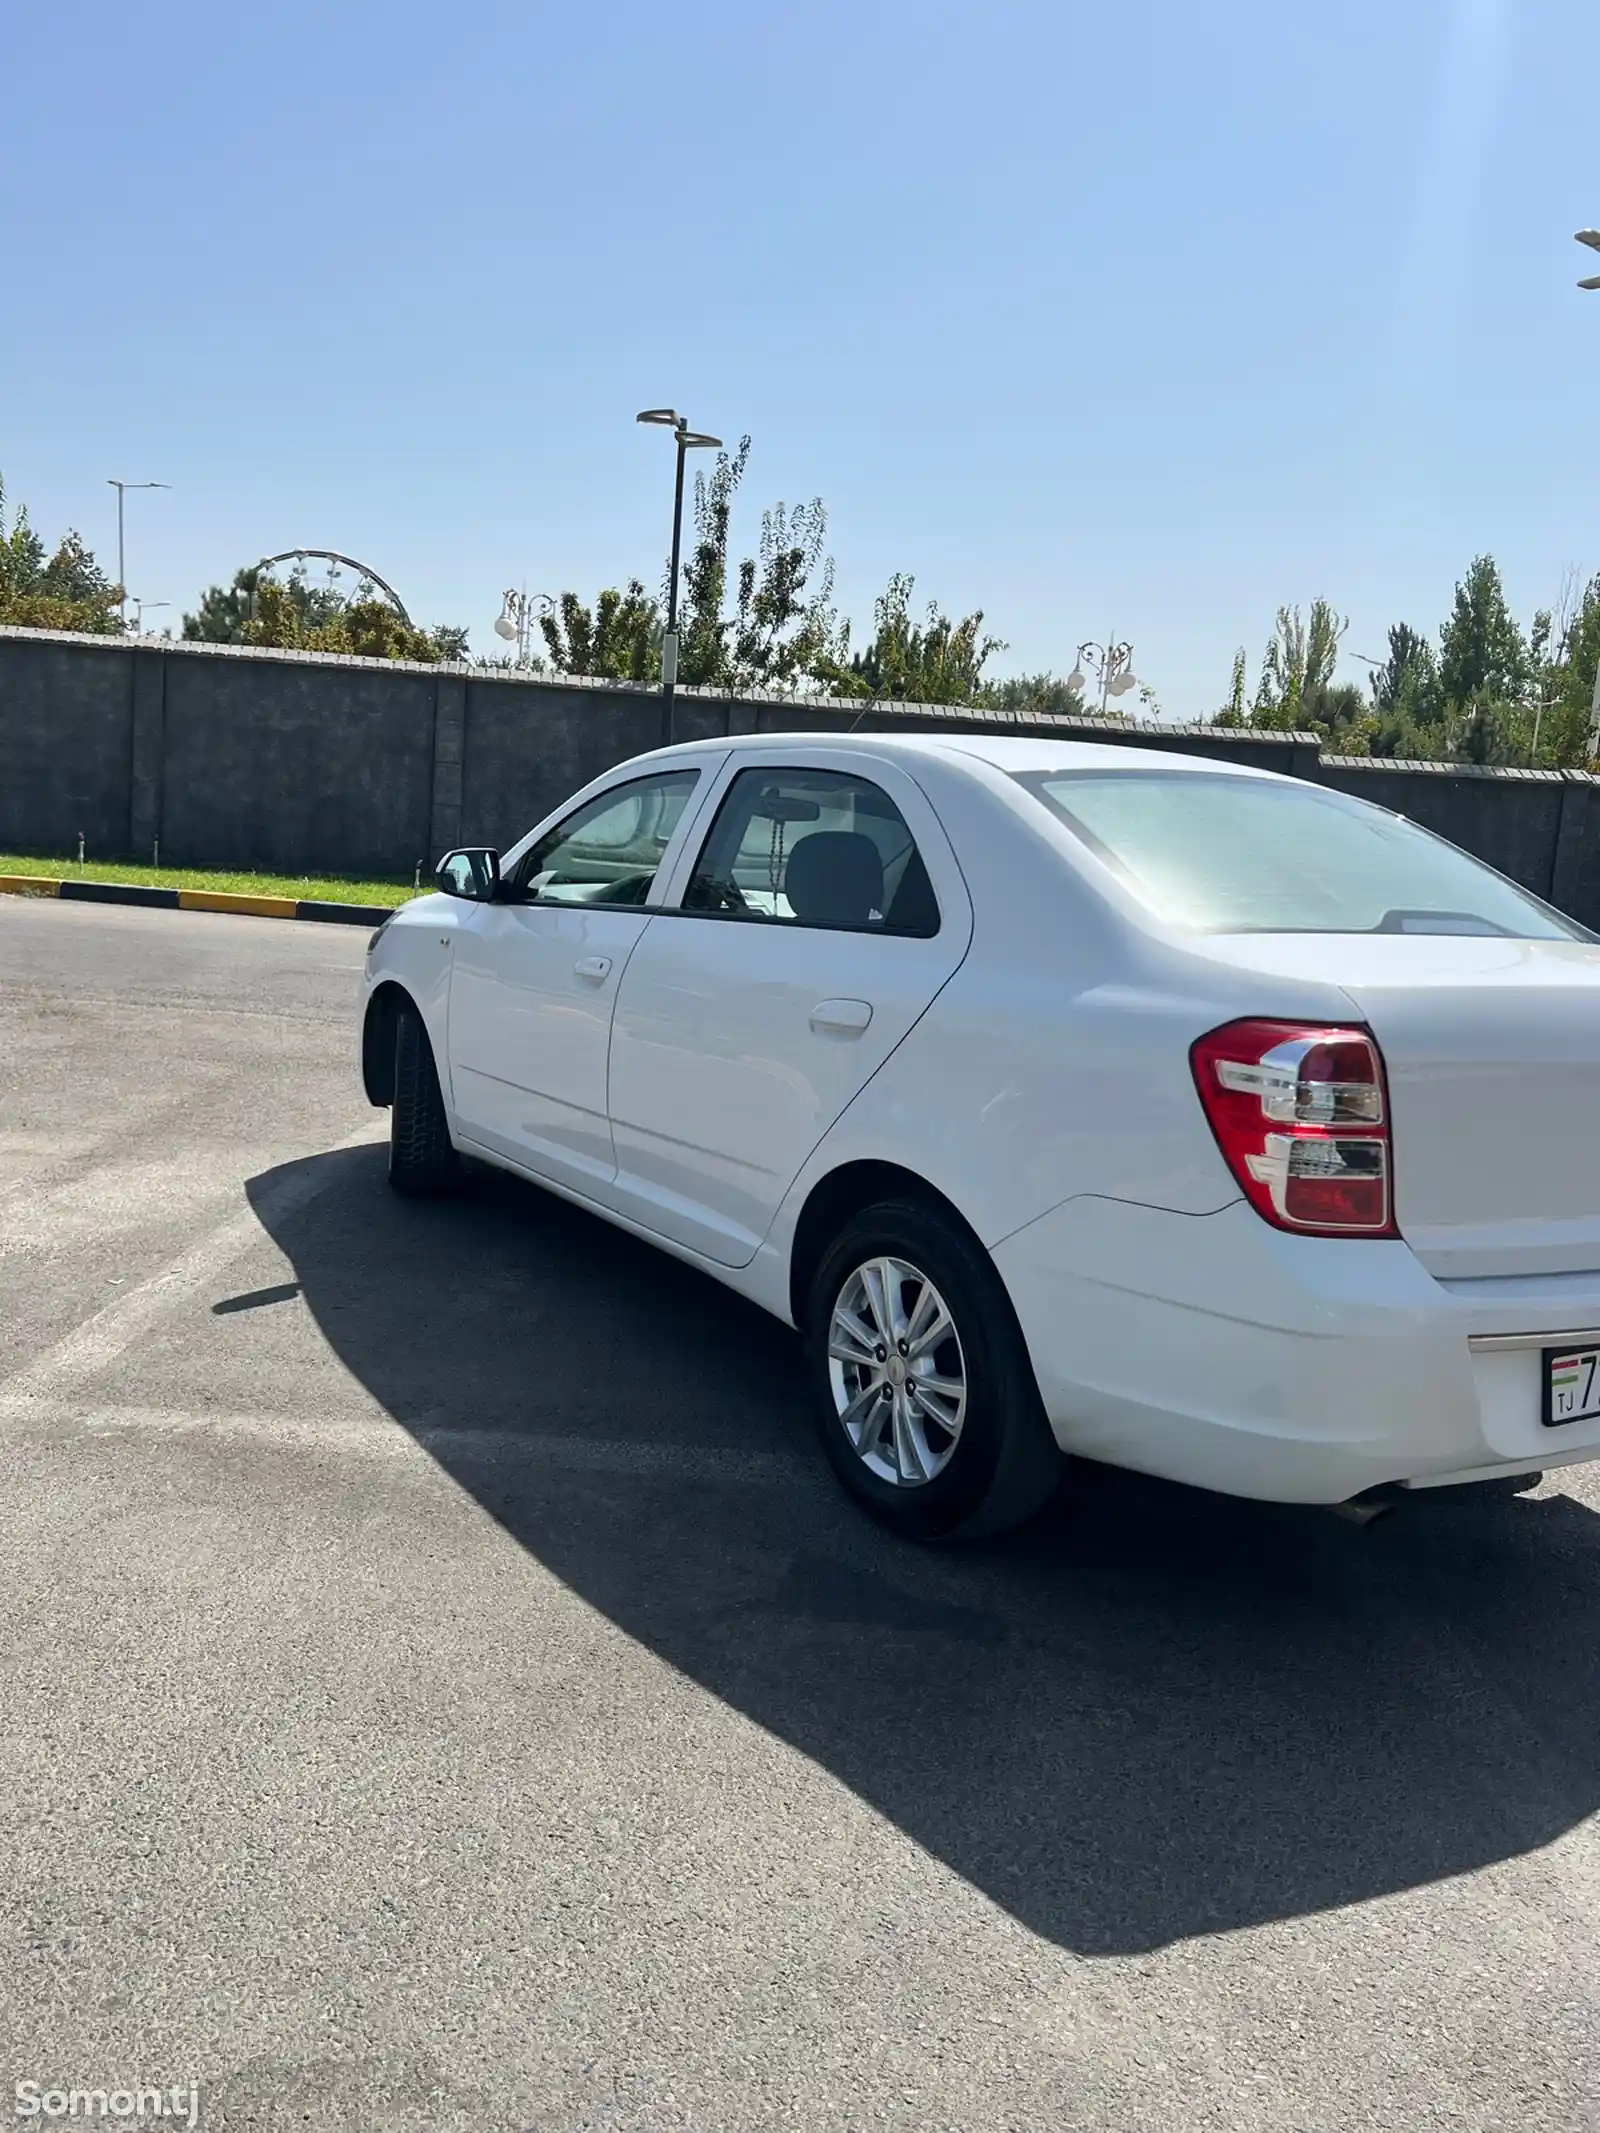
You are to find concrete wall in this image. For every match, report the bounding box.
[1,625,1595,926]
[159,647,441,876]
[0,635,140,859]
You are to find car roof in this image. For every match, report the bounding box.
[657,728,1285,782]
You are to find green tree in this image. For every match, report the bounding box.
[1214,601,1376,746]
[329,598,466,662]
[667,439,846,692]
[184,560,466,662]
[539,581,661,681]
[1451,692,1527,765]
[1370,621,1429,717]
[1310,682,1376,753]
[183,567,257,643]
[557,436,993,704]
[1366,621,1441,750]
[429,622,472,662]
[1523,574,1600,767]
[676,437,750,686]
[1566,577,1600,755]
[0,476,122,633]
[728,498,843,692]
[812,573,1005,704]
[1438,555,1529,711]
[1213,648,1250,726]
[1249,600,1347,728]
[985,671,1103,718]
[184,561,347,645]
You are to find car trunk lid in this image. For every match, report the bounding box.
[1192,934,1600,1278]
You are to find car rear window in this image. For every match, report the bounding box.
[1016,768,1588,939]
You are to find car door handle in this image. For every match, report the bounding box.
[573,955,613,983]
[809,998,873,1036]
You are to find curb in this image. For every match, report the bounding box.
[0,874,399,927]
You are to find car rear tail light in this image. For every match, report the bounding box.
[1190,1019,1396,1237]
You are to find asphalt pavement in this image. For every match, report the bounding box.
[2,896,1598,2132]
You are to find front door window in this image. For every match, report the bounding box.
[511,772,700,909]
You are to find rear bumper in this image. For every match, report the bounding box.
[993,1196,1600,1503]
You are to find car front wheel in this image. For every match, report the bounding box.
[806,1198,1063,1539]
[388,998,459,1196]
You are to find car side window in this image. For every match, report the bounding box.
[509,771,700,908]
[681,767,940,936]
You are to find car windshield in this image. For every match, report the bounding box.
[1017,768,1588,939]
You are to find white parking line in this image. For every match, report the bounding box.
[0,1128,382,1409]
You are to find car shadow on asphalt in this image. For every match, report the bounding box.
[249,1143,1600,1958]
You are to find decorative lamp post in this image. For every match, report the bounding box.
[494,589,556,667]
[1065,639,1139,716]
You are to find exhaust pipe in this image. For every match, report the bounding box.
[1330,1486,1405,1525]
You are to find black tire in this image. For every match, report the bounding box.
[805,1197,1063,1539]
[388,999,459,1196]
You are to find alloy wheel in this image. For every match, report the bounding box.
[826,1256,968,1487]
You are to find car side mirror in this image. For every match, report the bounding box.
[435,848,501,901]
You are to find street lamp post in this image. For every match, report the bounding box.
[106,480,170,627]
[1065,638,1139,716]
[129,599,169,635]
[1583,234,1600,757]
[637,409,722,744]
[1531,689,1561,765]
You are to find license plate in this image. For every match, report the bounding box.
[1544,1345,1600,1427]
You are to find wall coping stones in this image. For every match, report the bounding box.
[1323,753,1600,787]
[0,623,1318,749]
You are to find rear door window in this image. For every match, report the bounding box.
[680,767,940,936]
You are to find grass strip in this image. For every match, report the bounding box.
[0,854,420,908]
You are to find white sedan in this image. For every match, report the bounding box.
[361,732,1600,1535]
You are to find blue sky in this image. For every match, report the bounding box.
[5,0,1597,714]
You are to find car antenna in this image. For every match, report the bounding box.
[847,681,893,734]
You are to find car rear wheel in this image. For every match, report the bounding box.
[388,999,458,1196]
[806,1198,1063,1539]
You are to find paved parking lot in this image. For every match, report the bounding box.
[3,896,1600,2131]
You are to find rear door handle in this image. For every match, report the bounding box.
[574,955,612,983]
[809,997,873,1036]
